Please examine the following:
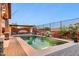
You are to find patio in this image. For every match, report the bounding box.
[4,37,27,56]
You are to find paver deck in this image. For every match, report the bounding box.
[47,43,79,56]
[4,37,27,56]
[4,36,79,56]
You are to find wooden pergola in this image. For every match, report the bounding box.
[0,3,11,39]
[10,24,37,34]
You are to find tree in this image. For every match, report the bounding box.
[60,25,66,38]
[44,27,51,31]
[68,24,78,42]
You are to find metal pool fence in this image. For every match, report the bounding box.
[36,18,79,30]
[35,18,79,39]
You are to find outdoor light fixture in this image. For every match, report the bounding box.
[2,10,6,15]
[2,8,6,12]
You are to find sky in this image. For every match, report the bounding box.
[9,3,79,25]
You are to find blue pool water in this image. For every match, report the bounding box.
[20,36,67,49]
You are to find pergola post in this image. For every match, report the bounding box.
[0,10,2,36]
[5,19,9,33]
[1,3,11,40]
[4,18,9,40]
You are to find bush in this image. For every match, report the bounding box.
[60,28,66,38]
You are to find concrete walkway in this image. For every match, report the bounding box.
[47,43,79,56]
[4,37,27,56]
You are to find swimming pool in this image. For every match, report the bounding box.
[20,36,67,49]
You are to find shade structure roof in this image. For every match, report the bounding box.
[9,24,35,27]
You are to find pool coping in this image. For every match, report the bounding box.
[35,42,76,56]
[16,37,38,56]
[15,36,76,56]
